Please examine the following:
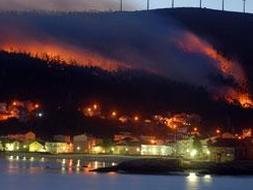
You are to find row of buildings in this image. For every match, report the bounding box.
[1,130,253,163]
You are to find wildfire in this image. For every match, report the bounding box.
[224,89,253,108]
[176,32,253,109]
[0,39,128,71]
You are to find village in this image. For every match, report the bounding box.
[0,129,253,163]
[1,100,253,163]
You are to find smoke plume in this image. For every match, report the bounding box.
[0,0,129,11]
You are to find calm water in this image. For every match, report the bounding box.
[0,156,253,190]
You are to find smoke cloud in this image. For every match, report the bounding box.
[0,0,130,11]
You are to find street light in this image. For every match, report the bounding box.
[134,116,139,121]
[93,104,98,110]
[190,149,197,158]
[12,101,17,106]
[38,112,43,118]
[111,111,117,117]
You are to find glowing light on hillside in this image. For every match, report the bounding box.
[93,104,98,110]
[134,116,139,121]
[38,112,43,117]
[111,111,117,117]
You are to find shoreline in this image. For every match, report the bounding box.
[92,158,253,176]
[0,151,174,162]
[2,152,253,176]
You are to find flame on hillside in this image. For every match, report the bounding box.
[176,32,253,109]
[0,39,127,71]
[1,31,252,109]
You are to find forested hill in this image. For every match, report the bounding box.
[0,50,252,137]
[1,8,253,136]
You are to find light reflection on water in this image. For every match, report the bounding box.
[1,157,253,190]
[2,156,115,175]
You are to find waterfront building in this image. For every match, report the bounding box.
[73,134,102,153]
[73,134,88,153]
[45,142,73,154]
[54,135,71,143]
[112,143,140,155]
[29,141,45,152]
[91,145,107,154]
[4,141,20,152]
[176,137,194,157]
[209,139,236,162]
[141,145,173,156]
[0,141,3,151]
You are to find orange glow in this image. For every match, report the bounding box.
[216,129,221,134]
[1,100,39,121]
[111,111,117,117]
[177,33,246,84]
[87,108,92,112]
[176,32,253,109]
[93,104,98,110]
[134,116,139,121]
[0,38,130,71]
[34,104,40,109]
[194,127,198,132]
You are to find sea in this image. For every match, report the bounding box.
[0,156,252,190]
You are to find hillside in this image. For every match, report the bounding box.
[0,8,253,137]
[0,50,252,137]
